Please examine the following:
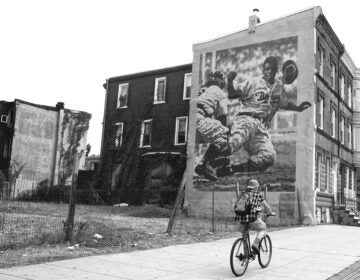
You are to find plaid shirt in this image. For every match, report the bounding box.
[238,191,264,223]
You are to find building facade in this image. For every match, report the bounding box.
[0,99,91,198]
[100,64,192,205]
[185,6,360,225]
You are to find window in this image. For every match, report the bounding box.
[324,157,330,192]
[3,141,8,158]
[175,116,188,145]
[340,75,345,99]
[154,77,166,104]
[115,122,124,148]
[348,84,352,108]
[183,73,192,100]
[348,123,352,149]
[330,107,336,138]
[315,153,322,190]
[356,89,360,111]
[345,167,349,193]
[340,117,345,144]
[319,46,324,76]
[140,119,152,147]
[317,95,324,129]
[1,115,8,123]
[117,83,129,109]
[331,63,336,89]
[9,110,14,125]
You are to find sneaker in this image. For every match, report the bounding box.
[251,245,259,255]
[195,162,218,181]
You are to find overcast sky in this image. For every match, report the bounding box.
[1,0,359,155]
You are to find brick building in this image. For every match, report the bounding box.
[185,6,360,225]
[0,99,91,198]
[100,64,192,204]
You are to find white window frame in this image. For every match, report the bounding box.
[340,75,345,99]
[331,108,336,138]
[348,123,352,149]
[348,84,352,108]
[174,116,188,145]
[117,83,129,109]
[315,153,322,191]
[346,167,349,195]
[318,95,324,130]
[331,63,336,89]
[183,73,192,100]
[115,122,124,148]
[340,117,345,144]
[319,46,324,76]
[140,119,152,148]
[154,77,166,104]
[1,115,8,123]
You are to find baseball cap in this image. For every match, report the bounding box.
[247,179,259,190]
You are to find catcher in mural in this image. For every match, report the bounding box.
[196,56,311,181]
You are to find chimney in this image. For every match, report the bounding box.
[56,102,65,110]
[249,8,260,33]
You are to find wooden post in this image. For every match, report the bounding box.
[236,182,240,199]
[166,169,187,234]
[64,153,81,242]
[297,188,303,225]
[211,183,215,233]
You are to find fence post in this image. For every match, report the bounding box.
[64,153,81,243]
[166,169,187,234]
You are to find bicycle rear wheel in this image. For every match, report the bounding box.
[258,234,272,268]
[230,238,249,276]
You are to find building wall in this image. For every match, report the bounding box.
[9,100,90,196]
[0,102,15,172]
[11,102,58,194]
[101,65,191,204]
[186,7,319,225]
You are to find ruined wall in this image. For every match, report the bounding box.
[11,102,58,194]
[11,101,91,196]
[185,7,319,225]
[54,109,91,186]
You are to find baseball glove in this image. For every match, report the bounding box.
[282,60,298,84]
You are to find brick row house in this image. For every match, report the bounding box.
[100,64,192,204]
[313,14,359,222]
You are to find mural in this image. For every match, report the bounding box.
[194,36,311,190]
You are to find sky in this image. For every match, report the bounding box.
[1,0,359,155]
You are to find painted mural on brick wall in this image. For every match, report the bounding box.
[194,36,311,191]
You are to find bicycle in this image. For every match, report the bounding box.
[230,213,275,277]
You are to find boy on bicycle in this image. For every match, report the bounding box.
[234,179,274,254]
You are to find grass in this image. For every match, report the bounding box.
[0,201,293,268]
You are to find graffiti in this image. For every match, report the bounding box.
[194,37,311,190]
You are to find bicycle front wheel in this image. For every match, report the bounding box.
[230,238,249,277]
[258,234,272,268]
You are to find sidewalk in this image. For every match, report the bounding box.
[0,224,359,280]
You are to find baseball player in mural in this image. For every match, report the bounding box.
[196,56,311,181]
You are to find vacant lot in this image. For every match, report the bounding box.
[0,201,246,268]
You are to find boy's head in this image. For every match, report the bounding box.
[246,179,259,192]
